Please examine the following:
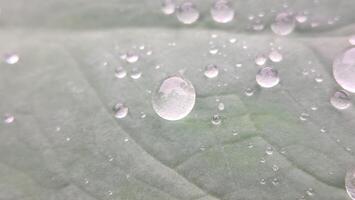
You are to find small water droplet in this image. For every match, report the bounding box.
[260,157,266,163]
[247,143,254,148]
[130,69,142,79]
[333,48,355,93]
[315,75,323,83]
[229,38,237,44]
[140,112,146,119]
[66,137,71,141]
[268,50,283,62]
[211,114,222,125]
[218,102,225,111]
[161,0,175,15]
[244,88,255,96]
[272,177,280,185]
[266,146,274,155]
[306,188,314,196]
[107,190,113,196]
[115,67,127,79]
[124,138,129,142]
[330,90,351,110]
[3,114,15,124]
[272,164,279,172]
[295,14,308,23]
[255,54,267,66]
[210,0,234,23]
[256,67,280,88]
[271,12,295,36]
[126,51,139,63]
[84,178,89,184]
[232,130,238,136]
[4,53,19,64]
[152,76,196,121]
[299,112,309,121]
[259,178,266,185]
[113,103,129,119]
[176,1,199,24]
[209,47,219,55]
[204,64,219,78]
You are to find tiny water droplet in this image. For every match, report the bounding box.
[84,178,89,184]
[130,69,142,79]
[271,12,295,36]
[124,138,129,142]
[248,143,254,148]
[259,178,266,185]
[176,1,199,24]
[315,75,323,83]
[218,102,225,111]
[260,157,266,163]
[115,67,127,79]
[209,47,219,55]
[333,48,355,93]
[295,14,308,23]
[113,103,129,119]
[211,114,221,125]
[272,178,280,185]
[152,76,196,120]
[140,112,146,119]
[204,64,219,78]
[126,51,139,63]
[266,146,274,155]
[268,50,283,62]
[330,90,351,110]
[299,112,309,121]
[306,188,314,196]
[210,0,234,23]
[66,137,71,141]
[256,67,280,88]
[161,0,175,15]
[255,54,267,66]
[229,38,237,44]
[4,53,19,64]
[272,164,279,172]
[4,114,15,124]
[107,190,113,196]
[244,88,255,96]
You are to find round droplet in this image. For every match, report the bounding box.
[271,12,295,36]
[345,168,355,200]
[210,0,234,23]
[333,48,355,93]
[115,67,127,79]
[113,103,128,119]
[295,14,308,23]
[176,1,199,24]
[218,102,225,111]
[3,114,15,124]
[211,114,221,125]
[126,52,139,63]
[266,146,274,155]
[152,76,196,120]
[4,53,19,64]
[330,90,351,110]
[204,64,219,78]
[349,35,355,46]
[256,67,280,88]
[255,54,267,66]
[244,88,254,96]
[260,178,266,185]
[268,50,283,62]
[130,69,142,79]
[161,0,175,15]
[299,112,309,121]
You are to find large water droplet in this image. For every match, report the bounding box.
[113,103,128,119]
[161,0,175,15]
[333,48,355,93]
[152,76,196,120]
[271,12,295,36]
[176,1,199,24]
[330,90,351,110]
[210,0,234,23]
[256,67,280,88]
[204,64,219,78]
[345,168,355,200]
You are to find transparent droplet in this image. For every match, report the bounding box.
[161,0,175,15]
[268,50,283,62]
[256,67,280,88]
[4,114,15,124]
[333,48,355,93]
[4,53,19,64]
[244,88,255,96]
[126,52,139,63]
[218,102,225,111]
[271,12,295,36]
[204,64,219,78]
[152,76,196,120]
[295,14,308,23]
[266,146,274,155]
[176,1,199,24]
[272,178,280,185]
[260,178,266,185]
[113,103,129,119]
[115,67,127,79]
[299,112,309,121]
[229,38,237,44]
[255,54,267,66]
[107,190,113,196]
[210,0,234,23]
[349,35,355,46]
[330,90,351,110]
[315,75,323,83]
[130,69,142,79]
[209,47,219,55]
[272,164,279,172]
[211,114,222,125]
[306,188,314,196]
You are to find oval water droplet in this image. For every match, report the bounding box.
[333,48,355,93]
[255,54,267,66]
[330,90,351,110]
[113,103,129,119]
[210,0,234,23]
[152,76,196,120]
[268,50,283,62]
[204,64,219,78]
[211,114,222,125]
[115,67,127,79]
[266,146,274,155]
[126,52,139,63]
[4,53,19,65]
[218,102,225,111]
[349,35,355,46]
[244,88,255,96]
[130,69,142,79]
[176,1,199,24]
[256,67,280,88]
[295,14,308,23]
[271,12,295,36]
[3,114,15,124]
[161,0,175,15]
[299,112,309,121]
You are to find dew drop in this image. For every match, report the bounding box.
[204,64,219,78]
[3,114,15,124]
[333,48,355,93]
[161,0,175,15]
[130,69,142,79]
[272,178,280,185]
[255,54,267,66]
[272,164,279,172]
[330,90,351,110]
[176,1,199,24]
[115,67,127,79]
[268,50,283,62]
[265,146,274,155]
[244,88,255,96]
[229,38,237,44]
[349,35,355,46]
[299,112,309,121]
[4,53,19,64]
[113,103,129,119]
[218,102,225,111]
[211,114,222,125]
[259,178,266,185]
[256,67,280,88]
[209,47,219,55]
[210,0,234,23]
[271,12,295,36]
[126,52,139,63]
[306,188,314,196]
[152,76,196,120]
[295,14,308,23]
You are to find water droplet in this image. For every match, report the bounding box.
[176,1,199,24]
[255,54,267,66]
[66,137,71,141]
[3,114,15,124]
[115,67,127,79]
[4,53,19,64]
[161,0,175,15]
[140,112,146,119]
[204,64,219,78]
[315,75,323,83]
[107,190,113,196]
[210,0,234,23]
[152,76,196,120]
[272,178,280,185]
[333,48,355,93]
[256,67,280,88]
[306,188,314,196]
[218,102,225,111]
[259,178,266,185]
[271,12,295,36]
[266,146,274,155]
[209,47,219,55]
[247,143,254,148]
[130,69,142,79]
[126,52,139,63]
[268,50,283,62]
[272,164,279,172]
[124,138,129,142]
[260,157,266,163]
[295,14,308,23]
[211,114,222,125]
[113,103,129,119]
[349,35,355,46]
[232,130,238,136]
[84,178,89,184]
[244,88,255,96]
[229,38,237,44]
[299,112,309,121]
[330,90,351,110]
